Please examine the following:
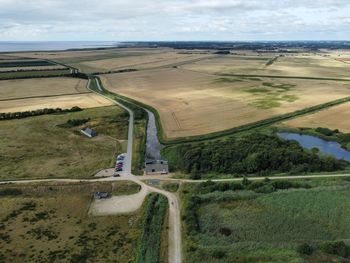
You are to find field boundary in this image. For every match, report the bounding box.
[0,91,92,102]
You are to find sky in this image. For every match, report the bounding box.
[0,0,349,41]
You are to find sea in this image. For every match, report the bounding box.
[0,41,118,52]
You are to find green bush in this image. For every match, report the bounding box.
[297,243,314,255]
[320,241,350,258]
[136,194,168,263]
[0,188,23,196]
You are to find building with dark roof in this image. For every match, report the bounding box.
[145,159,169,174]
[81,127,98,138]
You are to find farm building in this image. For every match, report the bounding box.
[81,127,97,138]
[145,159,169,175]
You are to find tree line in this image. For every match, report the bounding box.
[0,106,82,121]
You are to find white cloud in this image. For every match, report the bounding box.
[0,0,349,40]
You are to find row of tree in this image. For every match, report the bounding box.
[0,106,82,121]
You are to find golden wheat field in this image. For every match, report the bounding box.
[0,93,113,112]
[282,102,350,133]
[181,54,350,79]
[0,77,87,100]
[69,51,213,73]
[101,67,350,138]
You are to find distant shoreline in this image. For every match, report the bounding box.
[0,41,118,53]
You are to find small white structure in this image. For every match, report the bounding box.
[81,128,97,138]
[145,159,169,175]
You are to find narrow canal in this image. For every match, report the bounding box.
[145,109,164,160]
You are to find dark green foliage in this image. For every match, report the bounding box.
[65,118,90,127]
[212,250,226,259]
[0,60,55,68]
[194,179,310,195]
[136,194,168,263]
[164,133,345,175]
[297,243,314,255]
[0,107,82,121]
[183,196,201,235]
[315,127,335,136]
[320,241,350,258]
[0,188,22,196]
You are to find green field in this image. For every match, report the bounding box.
[181,178,350,262]
[0,181,142,263]
[0,106,129,180]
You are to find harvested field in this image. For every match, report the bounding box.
[181,54,350,79]
[283,102,350,133]
[180,55,271,75]
[101,68,350,139]
[70,51,212,73]
[0,93,113,113]
[0,77,87,100]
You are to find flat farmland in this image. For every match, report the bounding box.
[264,55,350,79]
[101,68,350,139]
[181,54,350,79]
[0,77,87,100]
[283,102,350,132]
[70,51,212,73]
[180,55,271,75]
[0,93,113,113]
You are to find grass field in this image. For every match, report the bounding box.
[182,178,350,262]
[0,106,128,180]
[0,181,142,262]
[101,68,350,139]
[0,77,87,100]
[282,102,350,133]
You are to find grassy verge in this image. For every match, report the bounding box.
[136,193,168,263]
[0,181,142,262]
[181,177,350,262]
[0,106,129,180]
[133,117,147,175]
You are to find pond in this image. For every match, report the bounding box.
[277,132,350,162]
[145,109,164,159]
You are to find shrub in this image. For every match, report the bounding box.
[0,188,22,196]
[212,249,226,259]
[320,241,350,258]
[297,243,314,255]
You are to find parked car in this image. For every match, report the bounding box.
[113,173,120,177]
[117,156,125,161]
[116,168,123,172]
